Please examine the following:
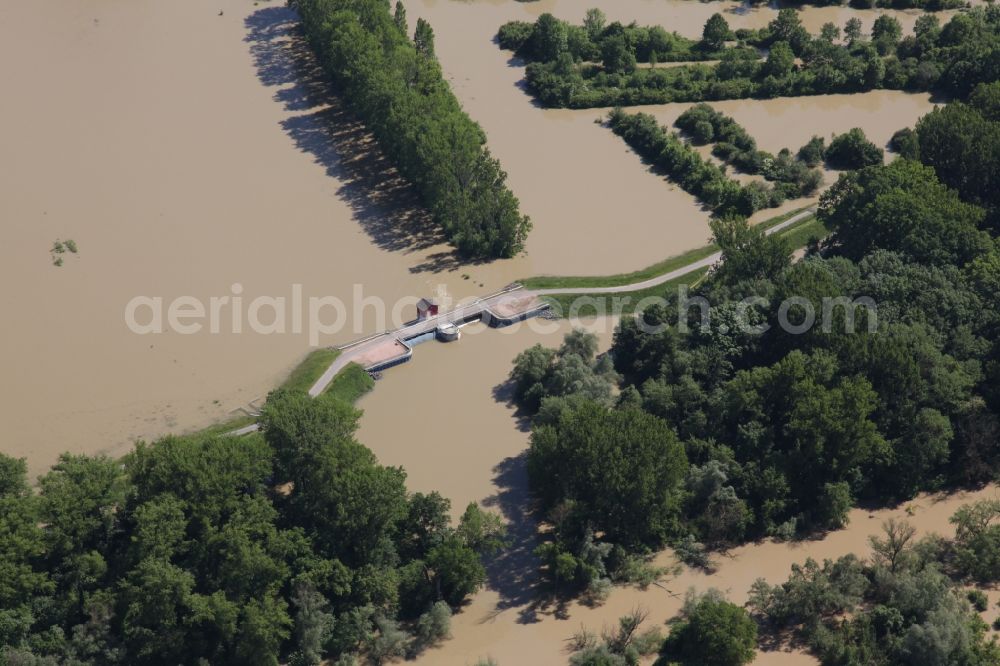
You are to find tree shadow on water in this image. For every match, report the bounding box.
[491,378,532,434]
[244,7,450,260]
[480,452,551,624]
[479,405,574,624]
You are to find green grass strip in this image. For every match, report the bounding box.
[534,207,825,318]
[539,268,711,317]
[324,362,375,404]
[522,206,812,290]
[777,216,827,249]
[279,348,341,393]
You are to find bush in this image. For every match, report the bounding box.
[890,127,920,160]
[797,136,826,167]
[674,535,712,570]
[817,481,853,529]
[497,21,534,53]
[693,120,715,144]
[569,645,628,666]
[967,589,989,612]
[951,500,1000,583]
[663,591,758,666]
[411,601,451,654]
[825,128,885,169]
[367,617,410,664]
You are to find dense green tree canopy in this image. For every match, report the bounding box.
[515,125,1000,564]
[820,158,991,266]
[0,385,504,664]
[295,0,530,257]
[916,99,1000,226]
[663,590,758,666]
[507,6,1000,108]
[528,401,688,548]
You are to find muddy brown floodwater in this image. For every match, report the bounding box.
[357,318,618,517]
[0,0,534,477]
[1,0,990,663]
[0,0,953,477]
[404,0,949,275]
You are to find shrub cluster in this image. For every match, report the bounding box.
[751,511,1000,665]
[824,127,886,169]
[608,108,785,217]
[675,103,823,196]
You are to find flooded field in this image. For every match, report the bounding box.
[638,91,938,159]
[0,0,532,476]
[404,0,949,275]
[2,0,992,663]
[2,0,938,477]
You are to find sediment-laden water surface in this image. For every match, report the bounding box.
[636,91,939,158]
[0,0,530,476]
[0,0,953,476]
[3,0,991,664]
[357,318,617,516]
[403,0,950,275]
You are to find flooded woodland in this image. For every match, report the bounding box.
[1,0,943,475]
[1,0,990,663]
[359,317,1000,666]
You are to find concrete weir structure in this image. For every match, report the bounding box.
[227,286,549,436]
[309,285,550,393]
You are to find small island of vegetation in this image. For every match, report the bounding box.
[502,7,1000,108]
[293,0,531,258]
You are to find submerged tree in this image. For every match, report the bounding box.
[663,590,757,666]
[414,18,435,57]
[393,0,407,36]
[702,13,730,51]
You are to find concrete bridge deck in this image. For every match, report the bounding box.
[307,284,550,397]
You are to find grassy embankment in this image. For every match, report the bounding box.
[275,349,376,404]
[197,349,374,437]
[523,206,825,315]
[325,362,376,404]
